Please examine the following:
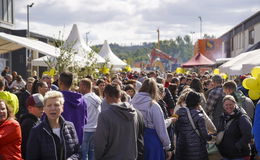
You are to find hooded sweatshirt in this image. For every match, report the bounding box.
[131,92,171,150]
[61,90,87,144]
[95,102,144,160]
[83,92,102,132]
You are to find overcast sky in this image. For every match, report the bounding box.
[15,0,260,45]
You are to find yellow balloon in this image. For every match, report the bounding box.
[248,89,260,100]
[213,69,220,75]
[251,66,260,78]
[221,73,228,80]
[175,67,181,74]
[49,68,56,76]
[245,77,258,89]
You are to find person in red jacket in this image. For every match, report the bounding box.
[0,100,22,160]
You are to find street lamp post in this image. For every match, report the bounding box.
[190,31,195,45]
[26,3,34,78]
[198,16,202,39]
[27,3,34,37]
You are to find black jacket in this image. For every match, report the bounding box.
[15,89,31,120]
[216,108,252,159]
[20,113,41,159]
[26,116,80,160]
[163,88,176,114]
[175,107,211,160]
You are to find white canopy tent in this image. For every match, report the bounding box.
[32,24,105,67]
[62,24,105,64]
[98,40,127,68]
[219,49,260,75]
[0,32,60,57]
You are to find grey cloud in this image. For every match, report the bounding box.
[139,0,260,26]
[16,3,130,25]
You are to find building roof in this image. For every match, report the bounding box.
[182,53,215,67]
[219,11,260,39]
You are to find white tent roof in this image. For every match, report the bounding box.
[32,55,87,67]
[32,24,105,67]
[219,49,260,75]
[98,40,127,68]
[63,24,105,63]
[0,32,60,57]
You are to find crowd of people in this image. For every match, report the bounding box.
[0,67,259,160]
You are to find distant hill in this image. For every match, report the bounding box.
[91,35,194,66]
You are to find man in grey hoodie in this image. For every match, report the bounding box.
[79,78,102,160]
[94,84,144,160]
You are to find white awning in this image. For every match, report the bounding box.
[219,49,260,75]
[0,32,60,57]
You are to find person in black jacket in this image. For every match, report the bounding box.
[20,93,44,159]
[175,91,213,160]
[216,95,252,160]
[26,91,80,160]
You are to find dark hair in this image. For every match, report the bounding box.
[59,72,73,87]
[96,79,105,86]
[124,84,135,92]
[104,84,121,98]
[156,77,164,84]
[212,75,223,84]
[223,80,237,91]
[190,78,203,93]
[185,91,201,108]
[168,83,178,96]
[93,86,100,97]
[180,76,186,81]
[16,75,22,82]
[171,77,179,84]
[31,80,47,94]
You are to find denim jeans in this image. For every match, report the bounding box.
[81,132,95,160]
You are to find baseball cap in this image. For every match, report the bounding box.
[27,93,44,108]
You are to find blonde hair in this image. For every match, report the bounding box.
[223,95,236,104]
[44,91,64,106]
[0,100,14,119]
[176,87,192,105]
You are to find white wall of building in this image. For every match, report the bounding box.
[231,22,260,57]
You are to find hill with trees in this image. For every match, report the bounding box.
[92,34,214,66]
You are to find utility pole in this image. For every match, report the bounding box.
[198,16,202,39]
[190,31,195,44]
[27,3,34,37]
[157,28,160,49]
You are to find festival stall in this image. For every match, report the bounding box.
[98,40,127,69]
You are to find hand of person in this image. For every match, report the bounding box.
[166,151,172,160]
[171,117,178,123]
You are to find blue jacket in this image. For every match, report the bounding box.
[61,90,87,144]
[26,116,80,160]
[253,102,260,156]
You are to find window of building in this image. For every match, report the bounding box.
[0,0,13,24]
[231,37,234,51]
[249,29,255,45]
